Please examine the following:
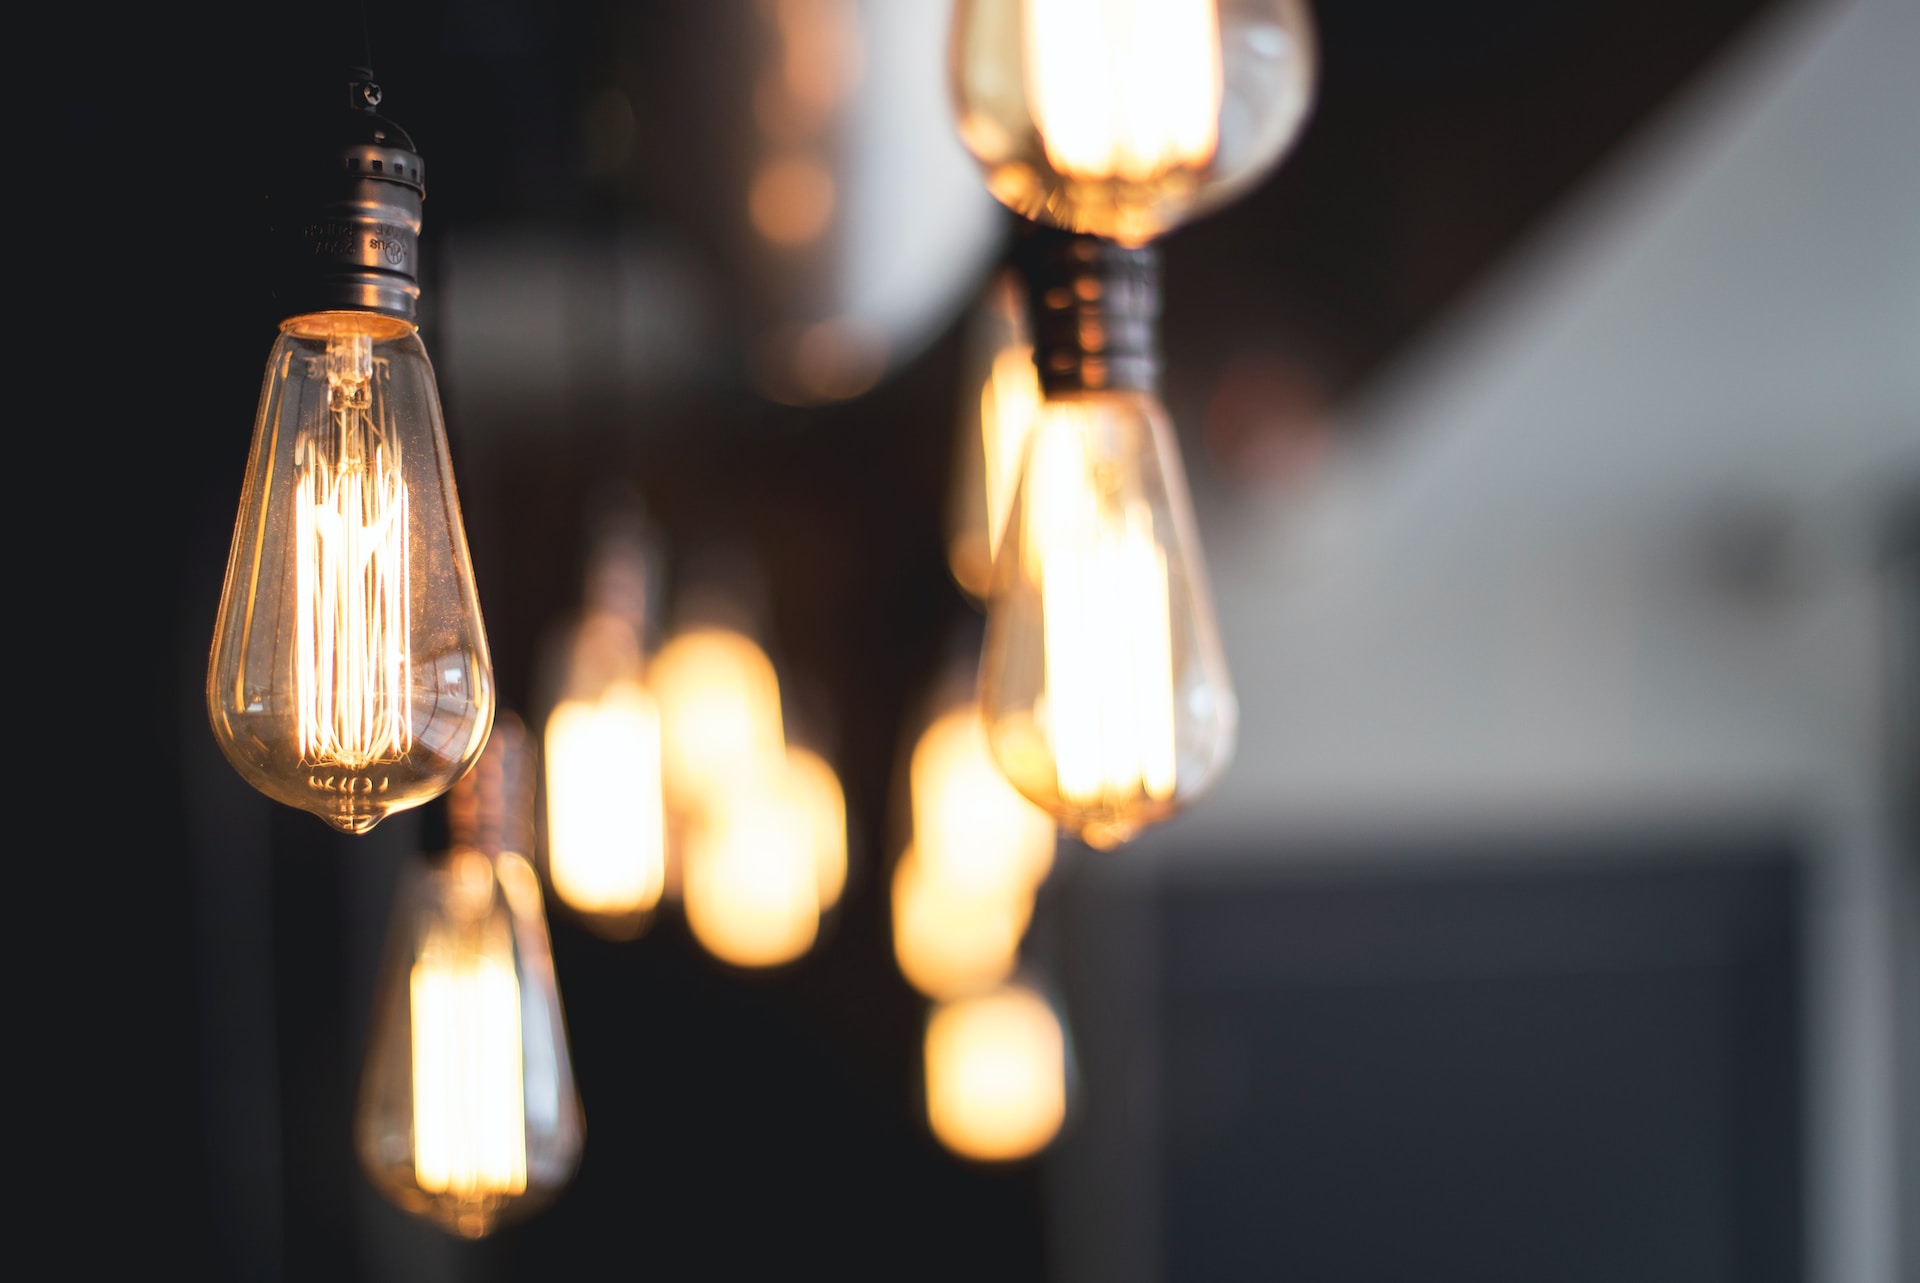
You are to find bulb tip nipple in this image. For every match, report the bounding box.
[322,810,387,835]
[1078,822,1134,851]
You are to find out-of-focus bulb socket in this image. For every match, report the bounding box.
[1015,224,1159,397]
[271,72,429,322]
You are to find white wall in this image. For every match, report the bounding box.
[1160,1,1919,1279]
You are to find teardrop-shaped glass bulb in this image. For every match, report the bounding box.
[356,846,584,1239]
[208,311,494,833]
[950,0,1318,245]
[979,391,1236,848]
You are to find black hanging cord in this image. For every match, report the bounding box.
[347,0,381,110]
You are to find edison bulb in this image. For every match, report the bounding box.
[980,392,1235,848]
[951,0,1316,245]
[208,310,493,833]
[544,677,667,933]
[356,848,583,1238]
[924,983,1069,1162]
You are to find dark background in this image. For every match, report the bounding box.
[46,0,1815,1277]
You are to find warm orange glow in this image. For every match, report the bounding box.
[409,856,528,1204]
[981,343,1044,567]
[683,778,820,968]
[924,985,1067,1161]
[789,317,888,403]
[767,0,863,118]
[910,707,1055,898]
[750,156,837,245]
[1024,0,1222,184]
[952,0,1315,244]
[652,629,786,814]
[891,846,1030,1000]
[543,681,666,918]
[1024,407,1177,811]
[786,746,849,909]
[295,326,412,771]
[210,310,493,835]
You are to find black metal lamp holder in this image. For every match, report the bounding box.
[272,63,427,322]
[1015,223,1161,397]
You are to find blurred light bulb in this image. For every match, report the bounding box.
[951,0,1317,244]
[536,510,669,936]
[209,89,492,833]
[652,627,787,816]
[358,715,580,1238]
[947,271,1045,601]
[982,391,1235,848]
[976,234,1234,849]
[683,772,822,968]
[911,706,1055,897]
[892,845,1032,1000]
[924,983,1068,1161]
[358,849,582,1237]
[544,678,667,932]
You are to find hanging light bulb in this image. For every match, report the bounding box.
[976,231,1235,849]
[544,670,667,935]
[950,0,1317,246]
[208,67,492,834]
[924,982,1070,1162]
[357,715,582,1238]
[950,3,1314,845]
[539,515,669,938]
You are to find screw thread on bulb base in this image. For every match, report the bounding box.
[1015,224,1160,397]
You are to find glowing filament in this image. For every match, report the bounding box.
[1026,419,1177,809]
[925,986,1067,1162]
[544,683,666,916]
[409,923,528,1199]
[294,331,412,770]
[1025,0,1222,183]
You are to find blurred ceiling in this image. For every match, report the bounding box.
[211,0,1792,429]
